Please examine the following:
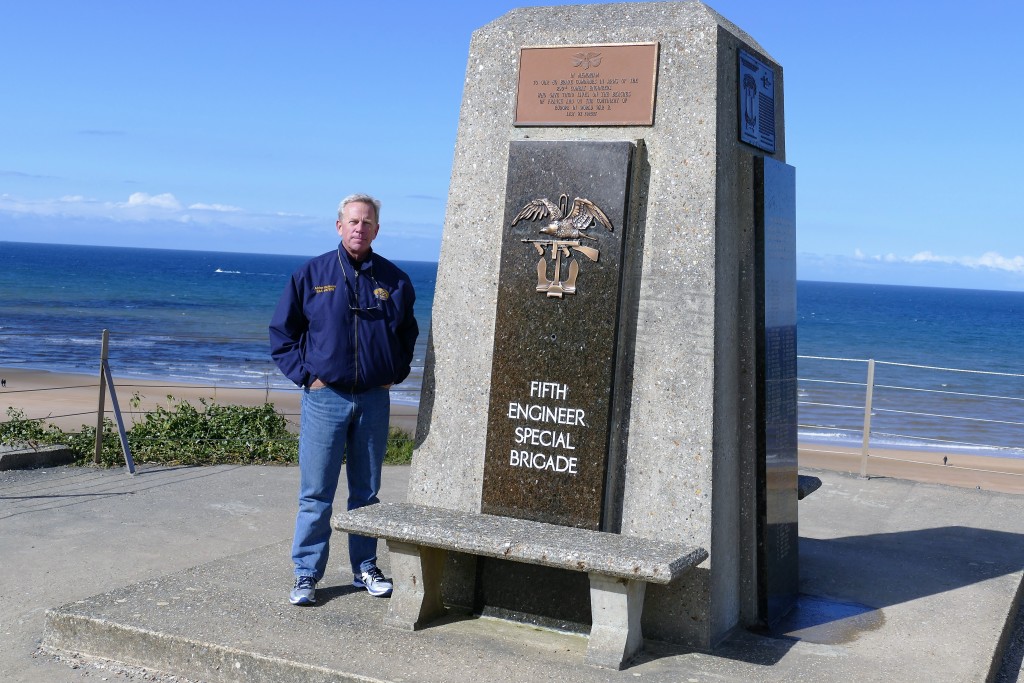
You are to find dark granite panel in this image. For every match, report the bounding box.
[755,156,798,626]
[475,560,592,632]
[481,140,634,530]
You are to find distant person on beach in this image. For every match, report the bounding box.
[269,193,419,606]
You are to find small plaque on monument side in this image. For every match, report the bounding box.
[481,140,634,529]
[738,48,776,153]
[514,43,659,126]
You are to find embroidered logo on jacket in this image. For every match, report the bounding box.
[314,285,336,294]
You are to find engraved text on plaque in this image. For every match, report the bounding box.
[515,43,659,126]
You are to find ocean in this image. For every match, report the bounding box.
[0,241,435,403]
[798,281,1024,457]
[1,241,1022,456]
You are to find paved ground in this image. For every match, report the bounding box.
[0,463,406,682]
[2,463,1023,682]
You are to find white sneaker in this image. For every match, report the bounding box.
[289,575,317,605]
[354,566,393,597]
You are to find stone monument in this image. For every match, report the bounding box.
[340,0,798,662]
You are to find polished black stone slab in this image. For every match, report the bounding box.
[481,140,634,530]
[755,155,798,625]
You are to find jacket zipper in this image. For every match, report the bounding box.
[352,268,360,392]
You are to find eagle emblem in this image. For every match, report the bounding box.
[511,193,613,298]
[571,51,602,70]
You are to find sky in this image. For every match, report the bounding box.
[2,1,1022,291]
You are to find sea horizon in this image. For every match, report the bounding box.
[7,238,1024,294]
[2,241,1022,458]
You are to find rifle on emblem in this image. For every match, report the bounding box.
[512,194,611,298]
[520,239,600,262]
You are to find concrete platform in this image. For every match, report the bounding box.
[30,467,1024,682]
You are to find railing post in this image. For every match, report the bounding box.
[94,329,109,464]
[860,358,875,478]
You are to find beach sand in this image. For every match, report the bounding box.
[799,443,1024,495]
[2,366,1022,494]
[0,367,419,435]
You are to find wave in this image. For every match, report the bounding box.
[59,336,103,347]
[214,269,282,277]
[798,427,1024,459]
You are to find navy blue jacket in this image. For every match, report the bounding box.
[269,245,418,391]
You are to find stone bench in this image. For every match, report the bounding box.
[332,502,708,670]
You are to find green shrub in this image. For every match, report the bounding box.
[1,400,416,468]
[59,419,127,465]
[385,426,415,465]
[124,397,298,466]
[0,407,66,448]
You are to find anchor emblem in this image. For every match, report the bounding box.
[511,194,613,298]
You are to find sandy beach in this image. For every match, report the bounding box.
[799,442,1024,495]
[0,367,419,435]
[2,365,1022,494]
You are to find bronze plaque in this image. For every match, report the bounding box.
[514,43,659,126]
[481,140,634,530]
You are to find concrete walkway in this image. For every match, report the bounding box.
[2,463,1022,682]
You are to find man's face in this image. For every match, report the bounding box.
[336,201,379,260]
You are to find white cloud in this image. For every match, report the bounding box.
[909,250,1024,273]
[123,192,182,210]
[850,248,1024,274]
[976,252,1024,271]
[0,191,308,231]
[188,202,242,212]
[908,250,950,264]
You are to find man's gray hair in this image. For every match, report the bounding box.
[338,193,381,222]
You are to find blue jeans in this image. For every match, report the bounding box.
[292,385,390,580]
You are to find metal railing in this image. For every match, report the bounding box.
[3,331,1022,482]
[0,327,422,415]
[798,355,1024,479]
[0,329,420,473]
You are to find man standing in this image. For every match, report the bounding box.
[270,194,418,605]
